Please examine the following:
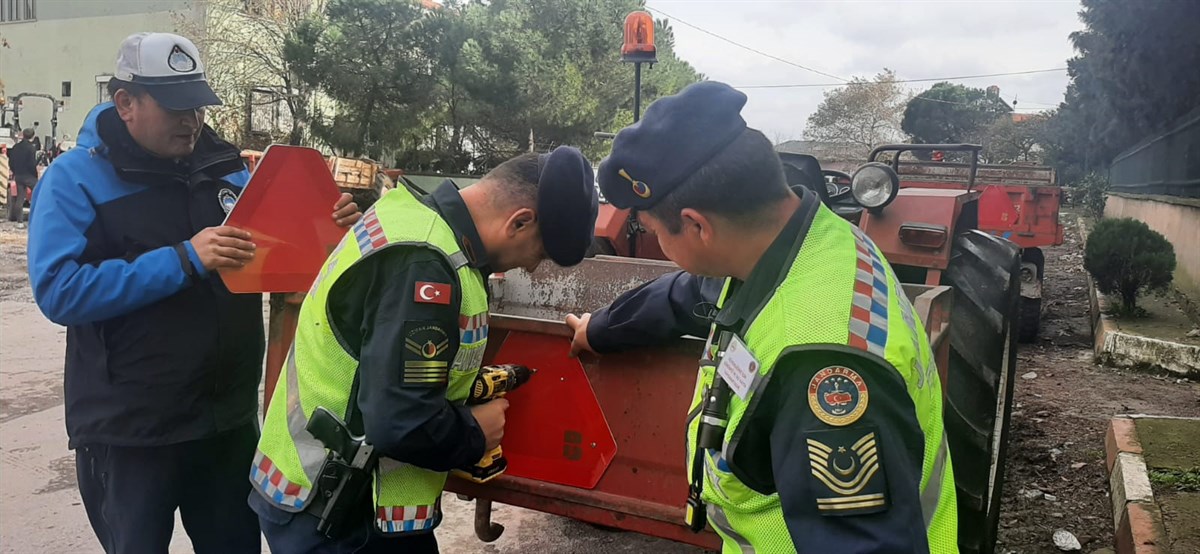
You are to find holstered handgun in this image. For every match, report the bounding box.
[305,406,379,539]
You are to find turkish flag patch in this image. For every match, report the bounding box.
[414,282,452,305]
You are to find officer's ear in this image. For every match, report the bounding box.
[504,207,537,238]
[679,208,715,246]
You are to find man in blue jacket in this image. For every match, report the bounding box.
[27,32,359,554]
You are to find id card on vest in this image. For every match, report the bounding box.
[716,335,759,400]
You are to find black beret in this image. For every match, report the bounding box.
[597,81,748,210]
[537,146,599,267]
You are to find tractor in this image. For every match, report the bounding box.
[866,150,1062,342]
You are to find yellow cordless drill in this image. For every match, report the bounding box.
[453,364,535,483]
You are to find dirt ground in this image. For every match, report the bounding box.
[0,221,31,303]
[994,220,1200,553]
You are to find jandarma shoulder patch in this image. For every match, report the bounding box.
[808,365,869,427]
[401,320,453,387]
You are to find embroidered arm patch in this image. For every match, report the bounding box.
[401,320,454,388]
[805,425,889,516]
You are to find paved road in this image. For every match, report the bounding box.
[0,221,706,553]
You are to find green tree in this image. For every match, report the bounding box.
[286,0,701,171]
[433,0,701,170]
[901,83,1013,147]
[285,0,446,158]
[804,69,907,156]
[1041,0,1200,180]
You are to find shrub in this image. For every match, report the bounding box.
[1074,172,1110,219]
[1084,217,1176,315]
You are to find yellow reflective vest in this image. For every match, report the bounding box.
[684,200,958,553]
[250,189,489,534]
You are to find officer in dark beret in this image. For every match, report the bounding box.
[566,81,958,552]
[250,146,597,553]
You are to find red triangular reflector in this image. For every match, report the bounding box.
[219,145,345,293]
[491,332,617,489]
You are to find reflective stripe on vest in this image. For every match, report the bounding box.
[375,488,442,533]
[922,432,950,529]
[249,345,326,509]
[251,190,489,535]
[708,503,754,554]
[684,203,958,553]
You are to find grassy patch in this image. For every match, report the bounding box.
[1150,469,1200,493]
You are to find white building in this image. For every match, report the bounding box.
[1,0,199,145]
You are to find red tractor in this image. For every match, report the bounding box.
[864,148,1061,342]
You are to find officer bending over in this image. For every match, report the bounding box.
[250,147,599,553]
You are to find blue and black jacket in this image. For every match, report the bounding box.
[28,103,262,448]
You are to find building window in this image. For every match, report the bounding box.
[0,0,36,23]
[96,75,113,104]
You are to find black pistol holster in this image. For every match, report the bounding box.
[305,405,379,539]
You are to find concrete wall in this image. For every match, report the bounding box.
[1105,193,1200,301]
[0,1,203,143]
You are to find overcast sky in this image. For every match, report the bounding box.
[642,0,1085,142]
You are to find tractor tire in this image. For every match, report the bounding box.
[941,230,1021,554]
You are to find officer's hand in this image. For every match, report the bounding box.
[332,193,361,228]
[565,313,596,358]
[470,398,509,451]
[190,226,255,270]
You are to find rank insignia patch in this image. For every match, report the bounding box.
[402,321,452,387]
[808,365,869,426]
[806,426,889,516]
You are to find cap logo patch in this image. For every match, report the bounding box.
[619,169,651,199]
[168,45,197,73]
[808,365,869,426]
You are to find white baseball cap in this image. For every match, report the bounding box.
[115,32,221,111]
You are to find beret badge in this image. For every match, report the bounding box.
[619,168,652,199]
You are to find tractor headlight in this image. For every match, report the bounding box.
[851,162,900,210]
